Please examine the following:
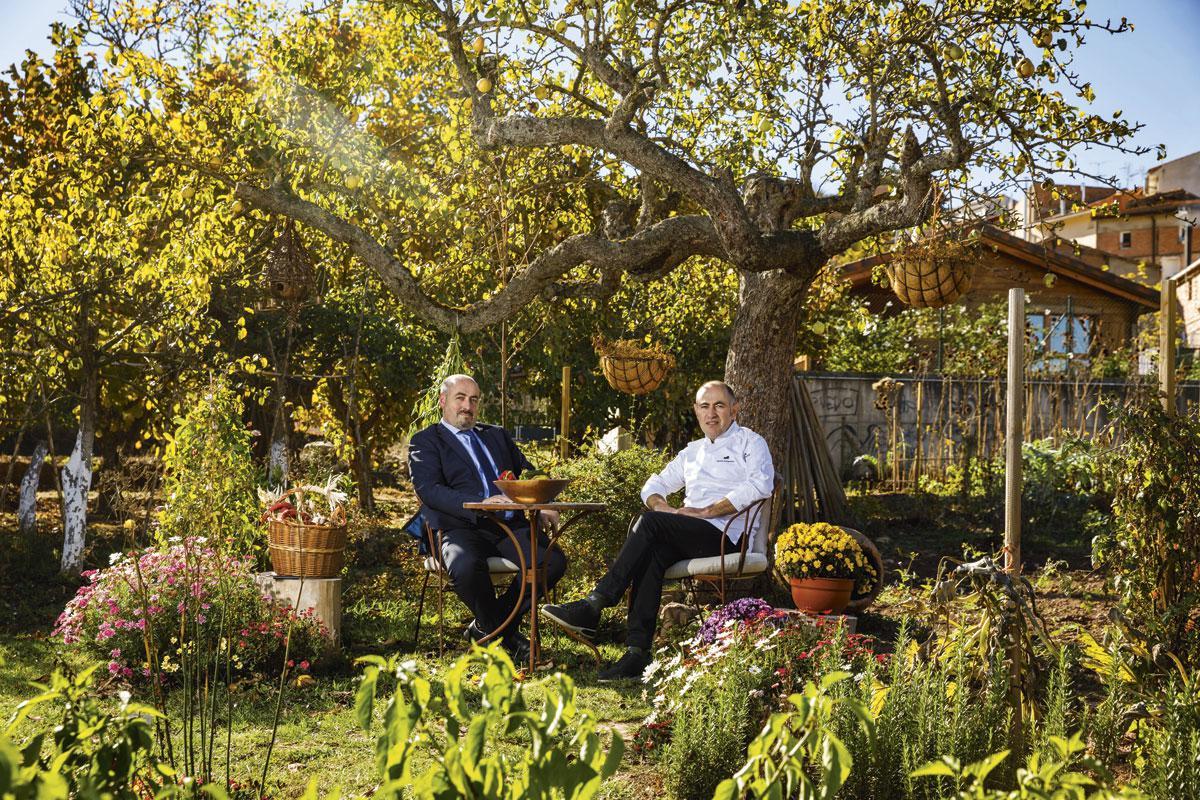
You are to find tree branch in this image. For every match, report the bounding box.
[234,181,732,333]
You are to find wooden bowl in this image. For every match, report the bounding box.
[494,478,571,504]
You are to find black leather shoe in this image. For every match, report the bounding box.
[463,620,487,644]
[540,599,600,641]
[502,630,531,665]
[597,649,651,683]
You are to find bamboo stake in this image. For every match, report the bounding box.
[560,366,571,459]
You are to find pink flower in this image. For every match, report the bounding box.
[299,660,309,671]
[108,661,121,674]
[110,648,122,659]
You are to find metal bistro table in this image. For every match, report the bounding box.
[462,500,604,674]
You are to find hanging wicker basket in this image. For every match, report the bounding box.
[885,237,975,309]
[594,337,675,395]
[265,219,314,306]
[263,488,347,578]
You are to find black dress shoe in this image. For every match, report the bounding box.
[502,630,531,665]
[464,620,487,644]
[541,599,600,641]
[465,621,530,664]
[597,649,651,683]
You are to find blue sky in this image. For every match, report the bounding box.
[1,0,1196,186]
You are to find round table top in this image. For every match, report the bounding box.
[462,501,606,512]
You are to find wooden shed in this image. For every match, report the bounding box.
[840,225,1158,364]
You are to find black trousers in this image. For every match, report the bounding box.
[440,518,567,636]
[595,511,728,650]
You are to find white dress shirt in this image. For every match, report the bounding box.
[640,421,775,545]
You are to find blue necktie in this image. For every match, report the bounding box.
[464,430,514,519]
[465,430,499,497]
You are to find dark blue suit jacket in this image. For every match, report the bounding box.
[408,422,534,531]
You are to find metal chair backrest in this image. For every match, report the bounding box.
[746,475,784,557]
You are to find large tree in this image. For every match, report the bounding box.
[0,25,251,572]
[78,0,1145,462]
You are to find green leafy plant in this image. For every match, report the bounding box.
[912,733,1144,799]
[353,645,623,799]
[407,335,467,440]
[1095,397,1200,662]
[158,380,260,563]
[2,663,169,800]
[714,671,874,800]
[646,611,875,799]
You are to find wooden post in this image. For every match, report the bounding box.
[1005,288,1024,575]
[560,366,571,459]
[1161,277,1177,415]
[913,380,924,489]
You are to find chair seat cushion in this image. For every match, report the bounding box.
[424,556,520,573]
[664,552,769,580]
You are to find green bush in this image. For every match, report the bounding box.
[2,663,169,800]
[354,645,622,798]
[1095,397,1200,662]
[1139,677,1200,798]
[555,442,670,587]
[827,634,1014,800]
[645,609,876,799]
[158,379,262,564]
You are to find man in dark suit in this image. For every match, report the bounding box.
[408,374,566,662]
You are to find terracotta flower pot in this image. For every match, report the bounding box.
[788,576,855,614]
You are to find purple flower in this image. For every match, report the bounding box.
[697,598,776,644]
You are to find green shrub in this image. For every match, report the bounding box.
[2,663,169,799]
[645,608,875,799]
[54,538,328,680]
[158,380,261,564]
[1139,677,1200,798]
[831,637,1014,800]
[663,665,756,800]
[554,442,670,587]
[716,672,873,800]
[1095,397,1200,663]
[354,645,622,798]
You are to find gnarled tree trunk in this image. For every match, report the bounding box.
[724,269,811,467]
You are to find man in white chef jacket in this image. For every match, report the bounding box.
[541,380,774,681]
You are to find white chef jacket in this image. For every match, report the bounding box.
[640,422,775,545]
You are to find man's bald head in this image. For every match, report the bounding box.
[694,380,736,405]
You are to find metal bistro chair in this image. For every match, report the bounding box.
[659,475,783,606]
[411,520,527,657]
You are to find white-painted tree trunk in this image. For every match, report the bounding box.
[61,428,93,575]
[18,441,47,535]
[268,437,288,487]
